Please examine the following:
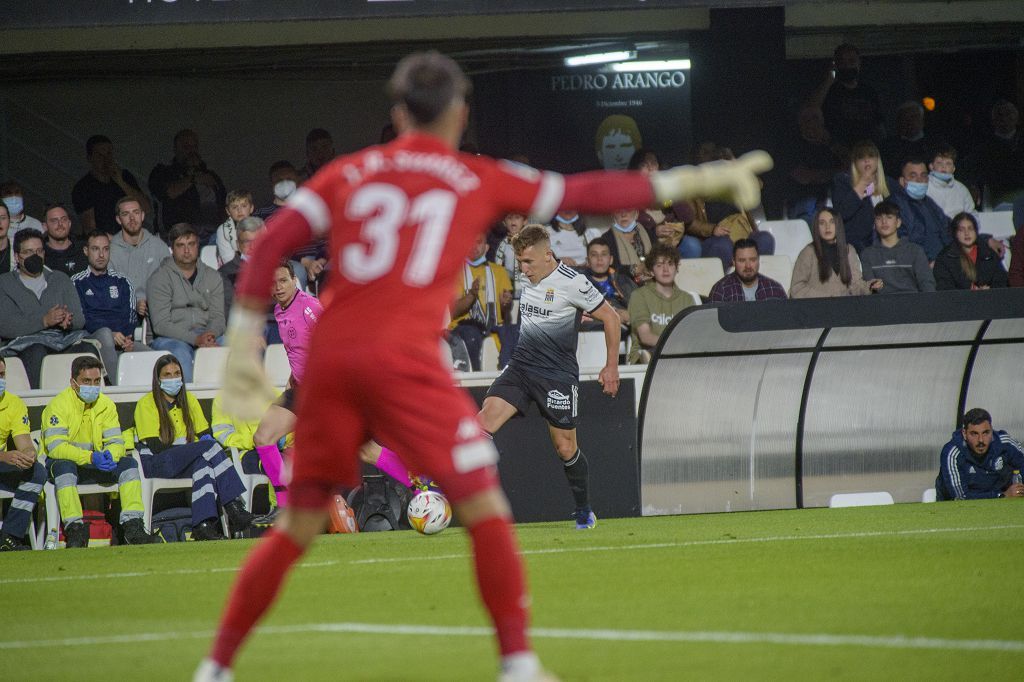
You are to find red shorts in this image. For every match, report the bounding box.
[289,338,499,509]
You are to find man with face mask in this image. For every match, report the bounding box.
[820,43,884,146]
[891,156,953,262]
[0,229,98,388]
[41,355,160,546]
[0,180,44,237]
[254,161,299,221]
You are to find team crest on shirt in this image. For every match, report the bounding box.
[995,457,1004,470]
[287,326,297,340]
[546,390,571,412]
[109,286,120,299]
[544,288,555,303]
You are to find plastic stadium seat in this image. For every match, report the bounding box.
[576,331,607,369]
[0,485,40,550]
[480,335,499,372]
[116,350,167,387]
[230,447,271,513]
[921,488,937,503]
[976,211,1015,240]
[828,491,895,508]
[757,254,793,293]
[200,244,219,270]
[264,344,290,386]
[760,219,813,263]
[133,451,229,537]
[2,356,31,394]
[674,258,724,298]
[39,353,101,391]
[192,346,231,385]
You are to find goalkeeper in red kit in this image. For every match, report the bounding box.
[196,51,770,682]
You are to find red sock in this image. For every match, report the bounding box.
[210,529,305,667]
[468,516,531,656]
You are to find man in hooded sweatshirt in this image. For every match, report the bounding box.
[859,200,935,294]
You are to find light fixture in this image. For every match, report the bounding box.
[564,50,636,67]
[610,59,691,72]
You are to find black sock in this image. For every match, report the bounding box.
[562,449,590,510]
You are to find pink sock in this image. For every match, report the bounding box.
[256,444,288,507]
[375,447,413,487]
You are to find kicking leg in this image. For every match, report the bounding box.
[358,441,413,488]
[547,426,594,530]
[477,396,519,435]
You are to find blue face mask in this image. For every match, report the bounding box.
[905,182,929,200]
[2,195,24,217]
[557,213,579,224]
[467,255,487,267]
[160,378,183,397]
[0,377,6,396]
[930,171,953,183]
[76,382,101,404]
[613,220,638,233]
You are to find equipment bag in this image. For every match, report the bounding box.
[151,507,193,542]
[346,475,410,532]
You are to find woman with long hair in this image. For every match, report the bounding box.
[790,207,879,298]
[831,140,893,252]
[133,354,253,540]
[933,212,1009,290]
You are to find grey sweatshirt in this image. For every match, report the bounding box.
[146,257,225,345]
[860,237,936,294]
[108,229,170,301]
[0,269,85,340]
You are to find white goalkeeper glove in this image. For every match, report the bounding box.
[220,307,276,421]
[650,150,773,210]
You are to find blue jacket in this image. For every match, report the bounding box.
[890,186,952,262]
[936,429,1024,500]
[71,269,137,336]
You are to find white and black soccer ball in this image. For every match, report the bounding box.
[407,490,452,535]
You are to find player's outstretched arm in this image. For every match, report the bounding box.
[588,301,621,398]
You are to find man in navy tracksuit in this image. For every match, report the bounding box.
[936,408,1024,500]
[72,231,148,384]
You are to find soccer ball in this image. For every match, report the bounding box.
[407,490,452,535]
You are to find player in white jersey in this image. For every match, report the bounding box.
[479,225,619,529]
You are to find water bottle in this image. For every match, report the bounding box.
[1013,470,1022,486]
[44,529,59,550]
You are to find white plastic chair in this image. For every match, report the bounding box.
[200,244,219,270]
[0,488,40,549]
[1,356,31,394]
[576,331,610,369]
[116,350,167,387]
[263,344,291,386]
[230,447,271,513]
[976,211,1015,240]
[760,219,813,263]
[39,353,100,391]
[192,346,231,385]
[758,254,794,293]
[921,488,937,503]
[828,491,895,508]
[133,451,229,537]
[674,258,724,298]
[480,335,500,372]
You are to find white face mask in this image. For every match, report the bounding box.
[273,180,297,201]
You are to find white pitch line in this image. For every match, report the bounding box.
[4,523,1021,585]
[1,621,1022,654]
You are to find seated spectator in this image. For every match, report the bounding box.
[936,407,1024,500]
[820,43,884,146]
[147,129,226,241]
[493,212,529,324]
[581,238,635,330]
[148,223,225,383]
[891,155,953,262]
[783,105,845,226]
[299,128,335,181]
[604,208,652,280]
[449,232,513,371]
[880,101,932,175]
[133,354,253,540]
[831,141,893,252]
[0,202,13,274]
[933,212,1008,290]
[71,135,152,235]
[970,99,1024,208]
[708,238,788,302]
[859,200,935,294]
[109,196,168,320]
[926,144,976,220]
[547,210,591,267]
[791,207,878,298]
[0,356,46,551]
[0,229,97,388]
[214,190,254,266]
[626,243,700,363]
[42,204,88,278]
[253,160,299,221]
[0,180,43,236]
[41,355,159,546]
[628,148,699,258]
[72,231,150,384]
[220,216,264,313]
[686,196,775,270]
[211,392,277,513]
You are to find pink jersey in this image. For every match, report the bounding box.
[274,289,322,385]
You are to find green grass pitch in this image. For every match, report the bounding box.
[4,500,1023,681]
